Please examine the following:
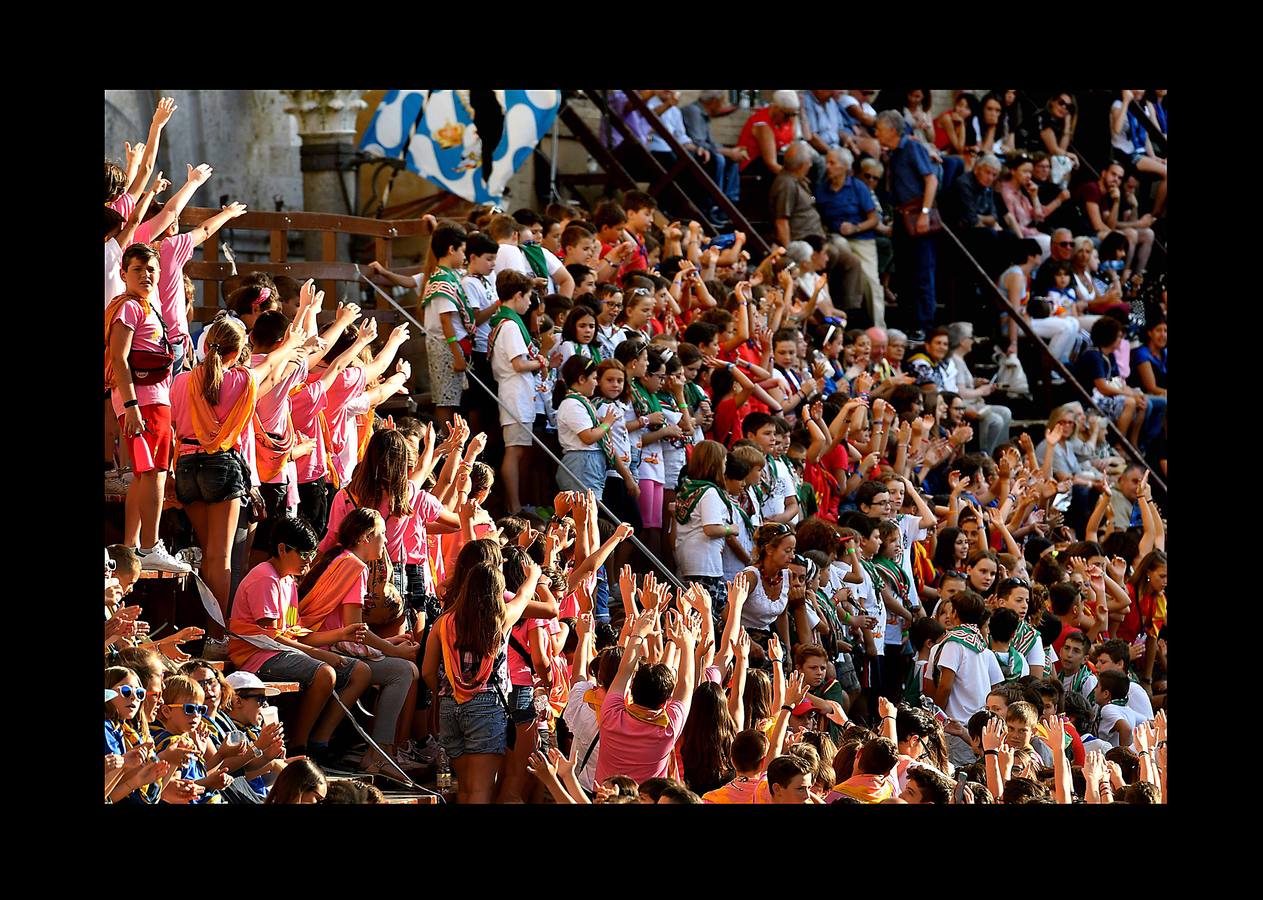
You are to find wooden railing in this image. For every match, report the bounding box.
[177,207,439,321]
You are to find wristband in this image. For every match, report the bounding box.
[446,335,459,345]
[983,749,999,757]
[780,705,795,713]
[123,399,140,409]
[600,423,610,432]
[882,716,895,723]
[1137,750,1150,757]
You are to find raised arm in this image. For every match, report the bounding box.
[127,97,177,203]
[189,202,248,249]
[144,164,213,237]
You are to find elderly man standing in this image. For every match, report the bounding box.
[875,109,938,341]
[682,90,747,223]
[817,146,884,328]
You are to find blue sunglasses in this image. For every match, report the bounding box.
[115,685,147,701]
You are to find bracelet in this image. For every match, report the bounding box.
[881,716,895,723]
[123,399,140,409]
[1137,750,1150,757]
[983,749,999,757]
[600,423,610,432]
[445,335,459,345]
[780,705,795,713]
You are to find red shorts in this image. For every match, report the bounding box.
[118,403,172,473]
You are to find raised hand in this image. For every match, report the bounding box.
[785,670,810,706]
[981,716,1006,752]
[152,96,178,127]
[877,696,898,722]
[767,633,784,665]
[186,163,214,186]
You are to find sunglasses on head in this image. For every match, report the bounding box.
[165,703,208,717]
[763,522,793,538]
[115,685,146,701]
[998,577,1030,590]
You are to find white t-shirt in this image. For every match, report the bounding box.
[595,322,620,359]
[595,399,633,479]
[739,566,789,630]
[721,490,759,581]
[420,290,468,340]
[610,323,650,351]
[639,415,672,484]
[933,640,1004,723]
[760,457,795,521]
[1096,702,1145,748]
[494,243,565,294]
[1061,667,1098,704]
[561,680,602,792]
[462,273,497,353]
[838,93,876,124]
[882,513,928,645]
[489,321,538,427]
[557,396,599,453]
[1020,631,1047,671]
[837,559,885,655]
[105,239,125,308]
[1126,678,1154,720]
[676,487,731,578]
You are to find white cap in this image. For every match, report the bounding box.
[772,90,801,111]
[225,671,282,697]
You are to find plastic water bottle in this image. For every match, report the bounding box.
[436,746,452,791]
[534,690,552,751]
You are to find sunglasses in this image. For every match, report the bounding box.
[998,577,1030,590]
[1055,241,1074,248]
[115,685,147,701]
[237,694,270,706]
[283,544,318,562]
[763,522,793,538]
[165,703,208,717]
[195,678,219,691]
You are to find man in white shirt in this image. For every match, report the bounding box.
[491,213,574,298]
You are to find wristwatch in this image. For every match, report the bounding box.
[251,746,264,759]
[920,207,931,215]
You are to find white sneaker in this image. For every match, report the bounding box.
[139,540,192,574]
[202,636,230,662]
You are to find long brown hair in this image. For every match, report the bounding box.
[199,316,248,406]
[443,561,508,658]
[298,508,382,597]
[347,429,414,518]
[441,537,503,605]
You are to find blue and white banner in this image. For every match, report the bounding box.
[359,90,560,204]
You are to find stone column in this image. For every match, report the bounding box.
[281,90,367,263]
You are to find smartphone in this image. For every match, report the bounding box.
[954,770,969,804]
[260,706,280,728]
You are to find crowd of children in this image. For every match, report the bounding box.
[103,93,1168,805]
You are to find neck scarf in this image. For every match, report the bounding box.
[1064,664,1090,694]
[831,772,894,804]
[489,304,533,353]
[438,614,497,705]
[565,390,615,464]
[624,702,671,728]
[675,479,733,526]
[994,644,1024,680]
[871,556,910,602]
[583,686,606,717]
[104,292,159,389]
[296,551,367,631]
[571,340,602,363]
[630,379,662,417]
[424,265,476,333]
[187,364,257,454]
[253,410,295,483]
[520,243,550,281]
[944,623,987,654]
[1011,619,1039,656]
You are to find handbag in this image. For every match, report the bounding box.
[897,201,943,236]
[993,347,1031,399]
[363,550,404,626]
[128,307,174,385]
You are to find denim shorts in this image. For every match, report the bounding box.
[257,649,359,690]
[438,691,508,758]
[508,683,537,725]
[557,449,607,494]
[175,449,250,505]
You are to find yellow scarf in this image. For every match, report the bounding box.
[104,292,155,390]
[624,703,671,728]
[187,365,257,454]
[832,773,894,804]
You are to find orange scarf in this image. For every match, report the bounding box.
[253,411,296,483]
[438,614,497,704]
[356,407,376,462]
[104,292,153,389]
[831,773,894,804]
[187,365,257,454]
[318,410,343,489]
[583,687,606,718]
[296,551,367,631]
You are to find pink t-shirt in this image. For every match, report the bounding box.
[170,367,258,484]
[508,617,550,687]
[155,232,195,344]
[290,380,329,485]
[319,550,369,632]
[109,298,171,416]
[109,193,136,220]
[595,692,687,785]
[403,489,447,568]
[318,366,368,487]
[229,561,297,672]
[320,481,442,564]
[250,353,308,490]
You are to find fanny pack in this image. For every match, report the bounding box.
[129,309,174,386]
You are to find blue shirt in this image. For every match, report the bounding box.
[815,176,876,239]
[105,719,126,756]
[802,93,843,149]
[888,135,935,207]
[1131,345,1166,391]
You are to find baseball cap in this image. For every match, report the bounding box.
[224,671,282,697]
[772,90,801,111]
[105,688,118,702]
[791,697,814,716]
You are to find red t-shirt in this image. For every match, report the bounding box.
[736,107,795,171]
